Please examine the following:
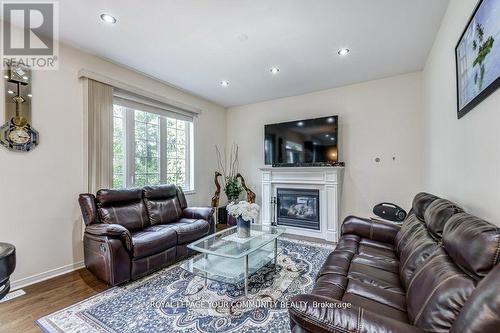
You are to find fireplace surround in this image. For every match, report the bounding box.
[260,166,344,242]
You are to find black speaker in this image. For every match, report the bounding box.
[373,203,407,222]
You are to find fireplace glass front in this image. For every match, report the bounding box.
[276,188,320,230]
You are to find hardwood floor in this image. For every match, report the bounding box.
[0,225,330,332]
[0,269,108,333]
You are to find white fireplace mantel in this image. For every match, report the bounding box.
[259,166,344,242]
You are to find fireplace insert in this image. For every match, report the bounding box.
[276,188,320,230]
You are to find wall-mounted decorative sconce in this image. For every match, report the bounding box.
[1,65,38,152]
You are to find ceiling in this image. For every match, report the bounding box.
[52,0,449,107]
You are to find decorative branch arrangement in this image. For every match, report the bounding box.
[215,144,243,202]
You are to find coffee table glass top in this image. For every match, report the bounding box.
[187,224,286,259]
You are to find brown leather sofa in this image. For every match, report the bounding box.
[289,192,500,333]
[78,184,215,286]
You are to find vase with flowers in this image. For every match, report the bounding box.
[227,201,260,238]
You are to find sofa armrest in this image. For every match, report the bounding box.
[182,207,215,233]
[182,207,214,220]
[341,215,401,245]
[289,294,424,333]
[85,223,132,252]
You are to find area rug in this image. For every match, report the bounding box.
[36,238,333,333]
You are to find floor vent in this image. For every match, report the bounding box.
[0,289,26,303]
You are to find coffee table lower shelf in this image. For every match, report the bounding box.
[181,241,277,296]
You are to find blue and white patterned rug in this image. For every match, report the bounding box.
[36,238,333,333]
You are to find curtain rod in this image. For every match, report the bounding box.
[78,69,202,115]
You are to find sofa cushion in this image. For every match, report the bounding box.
[352,254,399,274]
[450,264,500,333]
[397,225,439,289]
[143,185,183,225]
[411,192,440,220]
[334,232,400,273]
[346,279,407,312]
[334,234,360,253]
[424,198,463,240]
[358,244,397,260]
[335,233,398,261]
[443,213,500,278]
[359,238,395,251]
[96,188,149,231]
[131,225,177,259]
[342,293,409,323]
[311,274,347,300]
[406,249,476,332]
[395,213,426,255]
[317,250,354,278]
[348,262,405,294]
[162,218,210,244]
[176,186,188,209]
[399,239,439,290]
[131,247,176,279]
[79,194,100,225]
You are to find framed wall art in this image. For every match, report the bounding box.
[455,0,500,118]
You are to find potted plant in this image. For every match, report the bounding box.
[227,201,260,238]
[224,176,243,202]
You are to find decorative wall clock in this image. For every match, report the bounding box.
[1,65,39,152]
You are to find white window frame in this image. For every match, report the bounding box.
[112,104,195,192]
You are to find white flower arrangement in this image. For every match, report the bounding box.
[227,201,260,222]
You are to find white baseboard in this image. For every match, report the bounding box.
[11,261,85,291]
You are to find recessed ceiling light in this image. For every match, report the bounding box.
[338,48,350,56]
[270,67,280,74]
[297,121,304,126]
[330,137,335,141]
[7,90,14,94]
[27,94,32,98]
[100,13,117,24]
[325,134,330,138]
[220,80,230,87]
[327,117,335,123]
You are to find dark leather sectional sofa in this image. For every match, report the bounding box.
[289,192,500,332]
[78,184,214,286]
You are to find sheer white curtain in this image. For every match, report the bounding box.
[85,79,113,193]
[80,70,201,193]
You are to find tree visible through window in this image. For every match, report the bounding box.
[134,110,160,186]
[166,118,187,186]
[112,104,192,190]
[112,106,126,188]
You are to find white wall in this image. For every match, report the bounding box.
[227,72,424,220]
[422,0,500,225]
[0,43,226,286]
[9,0,500,288]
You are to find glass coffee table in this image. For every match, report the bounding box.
[181,224,286,296]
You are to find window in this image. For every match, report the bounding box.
[112,103,194,190]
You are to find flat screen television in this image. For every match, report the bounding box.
[264,116,338,166]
